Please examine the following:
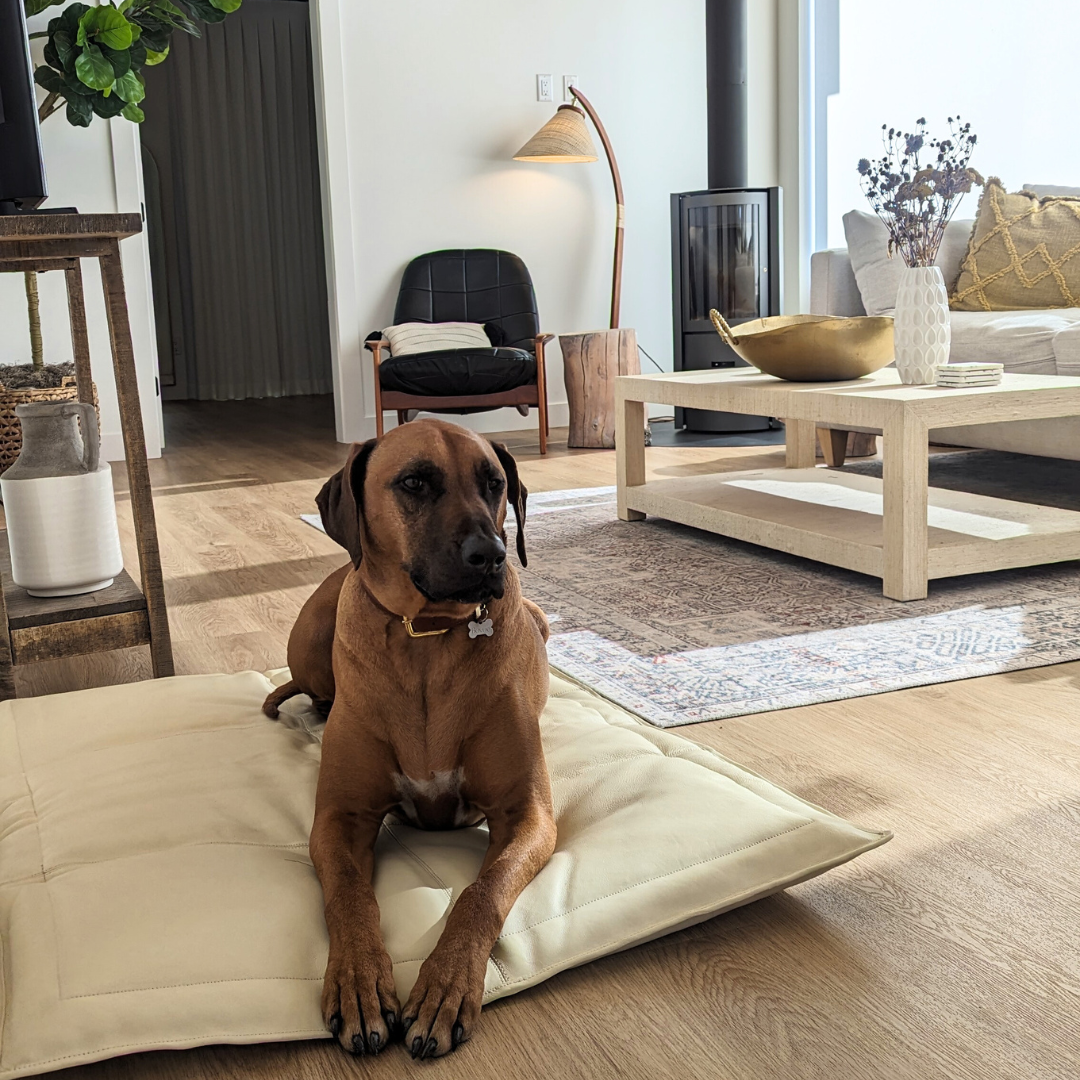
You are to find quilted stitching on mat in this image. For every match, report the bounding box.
[0,670,888,1078]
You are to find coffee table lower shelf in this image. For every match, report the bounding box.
[620,468,1080,590]
[0,531,152,697]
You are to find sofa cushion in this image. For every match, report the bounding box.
[951,180,1080,311]
[0,669,889,1079]
[843,209,974,317]
[948,308,1080,373]
[1051,322,1080,377]
[378,347,537,397]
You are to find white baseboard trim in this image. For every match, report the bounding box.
[101,431,162,462]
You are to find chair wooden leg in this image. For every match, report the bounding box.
[397,410,408,426]
[535,339,550,455]
[373,377,385,438]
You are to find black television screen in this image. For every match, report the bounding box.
[0,0,47,211]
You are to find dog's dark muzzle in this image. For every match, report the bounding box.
[410,530,508,605]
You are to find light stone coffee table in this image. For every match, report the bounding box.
[615,368,1080,600]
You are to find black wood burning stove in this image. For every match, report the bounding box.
[670,186,782,431]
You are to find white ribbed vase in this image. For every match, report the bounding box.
[893,265,951,385]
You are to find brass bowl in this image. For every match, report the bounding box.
[709,310,894,381]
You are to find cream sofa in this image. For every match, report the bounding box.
[811,198,1080,461]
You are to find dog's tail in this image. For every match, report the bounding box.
[262,679,304,719]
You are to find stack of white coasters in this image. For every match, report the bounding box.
[935,362,1005,388]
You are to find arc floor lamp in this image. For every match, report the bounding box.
[514,87,624,330]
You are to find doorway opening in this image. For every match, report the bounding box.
[140,0,333,443]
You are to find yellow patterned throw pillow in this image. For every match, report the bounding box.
[951,179,1080,310]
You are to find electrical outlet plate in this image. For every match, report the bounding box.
[563,76,579,102]
[536,74,553,102]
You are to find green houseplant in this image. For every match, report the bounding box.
[9,0,241,385]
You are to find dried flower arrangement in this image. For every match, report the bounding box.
[857,117,983,268]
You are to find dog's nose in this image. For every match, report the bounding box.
[461,532,506,573]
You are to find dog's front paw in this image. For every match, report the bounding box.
[322,943,401,1055]
[401,947,486,1059]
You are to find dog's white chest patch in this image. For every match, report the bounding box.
[392,768,470,827]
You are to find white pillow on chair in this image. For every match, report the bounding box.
[383,322,492,356]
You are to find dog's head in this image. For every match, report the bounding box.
[316,419,528,608]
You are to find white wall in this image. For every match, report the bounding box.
[827,0,1080,249]
[322,0,708,442]
[0,4,162,460]
[747,0,779,189]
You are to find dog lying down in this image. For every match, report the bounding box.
[263,419,555,1060]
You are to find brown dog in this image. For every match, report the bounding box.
[264,419,555,1060]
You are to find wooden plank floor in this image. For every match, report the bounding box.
[20,397,1080,1080]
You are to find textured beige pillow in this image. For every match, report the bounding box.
[951,179,1080,311]
[0,670,889,1078]
[383,322,491,355]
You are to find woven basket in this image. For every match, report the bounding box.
[0,377,100,473]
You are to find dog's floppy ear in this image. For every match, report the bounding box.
[490,440,529,568]
[315,439,376,568]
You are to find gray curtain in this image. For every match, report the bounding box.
[141,0,332,400]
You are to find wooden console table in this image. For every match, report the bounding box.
[0,214,173,698]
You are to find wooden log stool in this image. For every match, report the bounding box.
[0,213,174,699]
[560,328,640,449]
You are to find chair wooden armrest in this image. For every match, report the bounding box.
[365,337,391,364]
[535,333,555,346]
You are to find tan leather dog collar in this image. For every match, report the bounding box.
[360,580,492,639]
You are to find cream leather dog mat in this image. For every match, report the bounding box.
[0,670,889,1078]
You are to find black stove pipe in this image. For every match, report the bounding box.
[706,0,747,190]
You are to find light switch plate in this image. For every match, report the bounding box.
[563,75,579,102]
[536,74,553,102]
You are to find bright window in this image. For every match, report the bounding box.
[826,0,1080,249]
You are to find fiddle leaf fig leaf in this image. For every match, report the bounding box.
[94,5,134,50]
[121,102,145,123]
[180,0,228,24]
[144,45,169,65]
[209,0,241,12]
[66,94,93,127]
[92,91,127,118]
[24,0,65,16]
[33,65,64,94]
[101,44,131,79]
[113,69,145,104]
[60,3,89,36]
[51,28,75,69]
[75,43,115,91]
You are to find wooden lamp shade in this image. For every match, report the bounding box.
[514,105,598,163]
[514,90,625,329]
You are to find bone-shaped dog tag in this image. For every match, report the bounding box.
[468,618,494,639]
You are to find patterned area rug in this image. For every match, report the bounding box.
[514,451,1080,727]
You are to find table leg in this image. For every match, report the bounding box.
[882,410,929,601]
[616,393,646,521]
[819,427,849,467]
[99,241,175,677]
[65,263,95,406]
[0,568,15,701]
[784,419,817,468]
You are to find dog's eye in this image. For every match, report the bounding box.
[401,476,424,493]
[487,477,504,493]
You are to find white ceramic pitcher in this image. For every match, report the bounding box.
[0,401,123,597]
